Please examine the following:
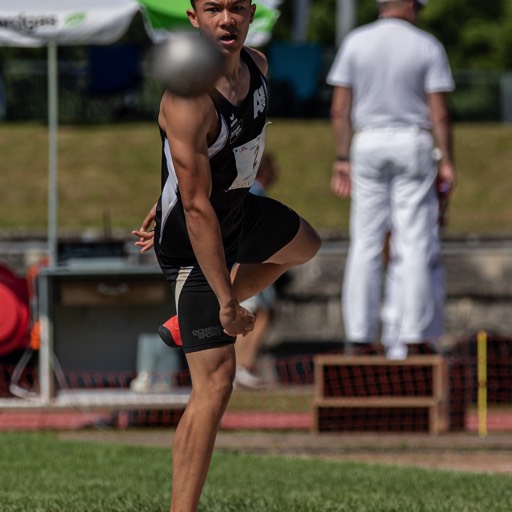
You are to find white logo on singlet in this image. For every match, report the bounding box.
[253,86,266,119]
[229,114,243,144]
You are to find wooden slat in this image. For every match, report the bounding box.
[314,355,444,367]
[314,397,438,408]
[312,354,449,434]
[59,280,169,305]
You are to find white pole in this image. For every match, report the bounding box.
[336,0,356,46]
[292,0,311,43]
[500,72,512,123]
[47,43,58,267]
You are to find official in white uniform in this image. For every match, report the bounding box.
[327,0,456,357]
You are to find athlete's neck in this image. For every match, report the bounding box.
[215,52,250,106]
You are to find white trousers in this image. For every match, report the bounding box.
[380,232,445,350]
[342,128,440,343]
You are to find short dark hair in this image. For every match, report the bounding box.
[190,0,252,7]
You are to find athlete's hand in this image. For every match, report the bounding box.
[331,160,351,198]
[132,202,157,253]
[220,303,255,338]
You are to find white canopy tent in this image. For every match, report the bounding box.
[0,0,281,267]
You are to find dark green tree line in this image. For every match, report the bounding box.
[274,0,512,70]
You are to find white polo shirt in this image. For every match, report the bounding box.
[327,18,455,131]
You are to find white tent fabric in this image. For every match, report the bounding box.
[0,0,139,46]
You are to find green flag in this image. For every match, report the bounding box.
[138,0,281,47]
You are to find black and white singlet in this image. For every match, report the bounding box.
[155,48,269,266]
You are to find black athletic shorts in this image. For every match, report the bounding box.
[157,193,300,353]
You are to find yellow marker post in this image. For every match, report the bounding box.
[477,330,488,437]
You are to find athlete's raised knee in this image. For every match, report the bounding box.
[288,218,321,265]
[268,219,321,267]
[300,220,322,262]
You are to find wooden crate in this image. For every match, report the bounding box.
[313,355,449,434]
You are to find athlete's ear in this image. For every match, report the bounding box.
[187,9,199,29]
[249,3,256,23]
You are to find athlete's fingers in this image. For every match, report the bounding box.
[221,306,255,337]
[227,318,255,336]
[135,241,154,253]
[139,202,158,231]
[132,228,155,252]
[135,239,154,251]
[132,229,154,239]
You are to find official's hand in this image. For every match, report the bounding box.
[437,162,456,227]
[331,160,351,198]
[438,161,456,189]
[132,202,157,253]
[220,303,255,338]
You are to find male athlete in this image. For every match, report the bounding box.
[133,1,321,510]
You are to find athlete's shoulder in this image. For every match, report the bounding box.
[158,89,216,132]
[243,46,268,76]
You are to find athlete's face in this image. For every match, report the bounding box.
[187,0,255,55]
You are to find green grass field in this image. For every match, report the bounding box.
[1,432,511,511]
[1,120,510,512]
[1,121,511,236]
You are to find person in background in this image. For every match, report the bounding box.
[327,0,456,357]
[235,152,278,388]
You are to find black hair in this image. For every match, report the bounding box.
[190,0,252,7]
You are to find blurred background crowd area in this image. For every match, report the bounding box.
[1,0,512,124]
